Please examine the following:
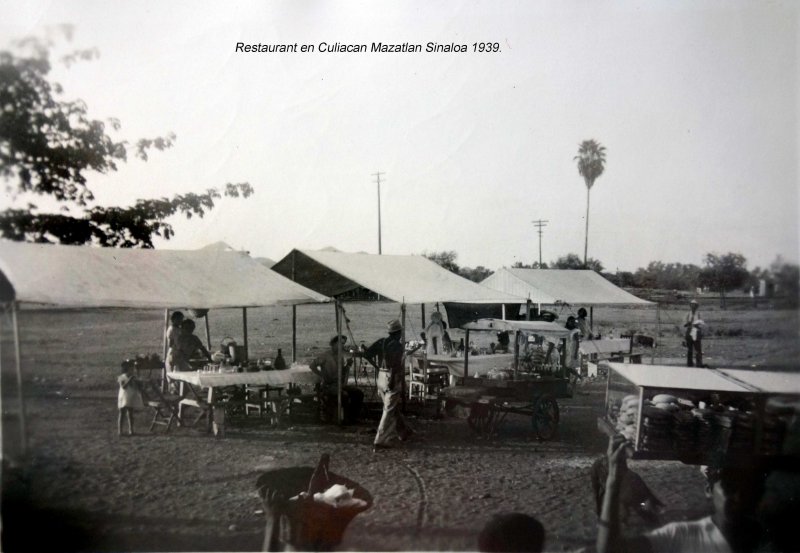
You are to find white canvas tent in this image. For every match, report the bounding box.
[0,240,330,455]
[481,268,651,307]
[0,240,329,308]
[271,249,527,304]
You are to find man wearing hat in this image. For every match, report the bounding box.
[683,299,704,367]
[364,319,413,450]
[309,335,364,423]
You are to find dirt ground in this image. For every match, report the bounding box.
[1,302,797,552]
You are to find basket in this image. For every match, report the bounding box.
[256,466,372,552]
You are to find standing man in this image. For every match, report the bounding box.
[364,319,413,451]
[684,299,704,367]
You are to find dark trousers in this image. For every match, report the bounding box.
[686,336,703,367]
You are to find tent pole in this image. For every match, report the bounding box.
[501,304,506,320]
[12,301,27,456]
[335,300,343,424]
[526,299,532,321]
[292,306,297,363]
[291,250,297,363]
[654,303,660,365]
[464,329,470,380]
[590,307,594,333]
[204,314,212,351]
[162,309,169,392]
[513,330,519,376]
[401,302,407,413]
[421,304,426,331]
[242,308,249,363]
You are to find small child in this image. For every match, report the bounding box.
[117,360,144,436]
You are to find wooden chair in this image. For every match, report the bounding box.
[141,379,182,433]
[245,385,285,425]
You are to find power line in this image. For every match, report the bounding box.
[532,219,548,267]
[372,172,385,255]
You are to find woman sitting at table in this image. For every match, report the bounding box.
[172,319,212,371]
[309,335,364,424]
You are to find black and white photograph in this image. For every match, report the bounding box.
[1,1,798,552]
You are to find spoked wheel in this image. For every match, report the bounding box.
[531,395,559,441]
[467,400,497,436]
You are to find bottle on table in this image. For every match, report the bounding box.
[273,348,287,371]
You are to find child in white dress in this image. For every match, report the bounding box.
[118,360,145,436]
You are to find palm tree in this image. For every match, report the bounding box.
[574,140,606,267]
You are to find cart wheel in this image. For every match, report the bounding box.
[467,401,494,436]
[532,395,559,441]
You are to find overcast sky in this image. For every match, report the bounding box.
[2,0,797,273]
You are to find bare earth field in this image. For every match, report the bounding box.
[1,301,798,552]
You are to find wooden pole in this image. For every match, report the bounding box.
[421,304,426,331]
[464,329,470,380]
[513,330,520,376]
[526,299,532,321]
[12,302,27,456]
[162,309,169,392]
[291,250,297,363]
[204,314,212,351]
[654,304,660,365]
[501,304,506,320]
[590,306,594,335]
[242,308,248,362]
[335,300,343,424]
[401,302,407,413]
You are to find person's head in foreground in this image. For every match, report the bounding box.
[478,512,545,553]
[702,463,767,528]
[565,316,577,330]
[577,307,588,319]
[180,318,196,334]
[689,299,699,311]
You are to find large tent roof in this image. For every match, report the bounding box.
[271,249,527,304]
[0,241,330,309]
[481,268,652,306]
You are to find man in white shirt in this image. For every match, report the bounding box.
[597,435,766,553]
[684,299,704,367]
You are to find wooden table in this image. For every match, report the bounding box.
[167,366,321,436]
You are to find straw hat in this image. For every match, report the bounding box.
[387,319,403,333]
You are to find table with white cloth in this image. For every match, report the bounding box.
[167,366,321,435]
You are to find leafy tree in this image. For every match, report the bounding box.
[511,261,548,269]
[699,252,749,309]
[423,250,460,274]
[459,265,493,283]
[769,256,799,308]
[633,261,701,291]
[0,29,253,247]
[574,139,606,267]
[552,253,604,272]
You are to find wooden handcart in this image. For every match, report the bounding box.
[444,318,576,440]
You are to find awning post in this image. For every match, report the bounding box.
[242,308,249,362]
[335,300,343,424]
[464,329,470,380]
[291,250,297,363]
[162,309,169,392]
[421,304,426,331]
[204,314,212,351]
[12,301,27,456]
[401,302,407,413]
[525,299,532,321]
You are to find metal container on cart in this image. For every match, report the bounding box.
[598,363,800,465]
